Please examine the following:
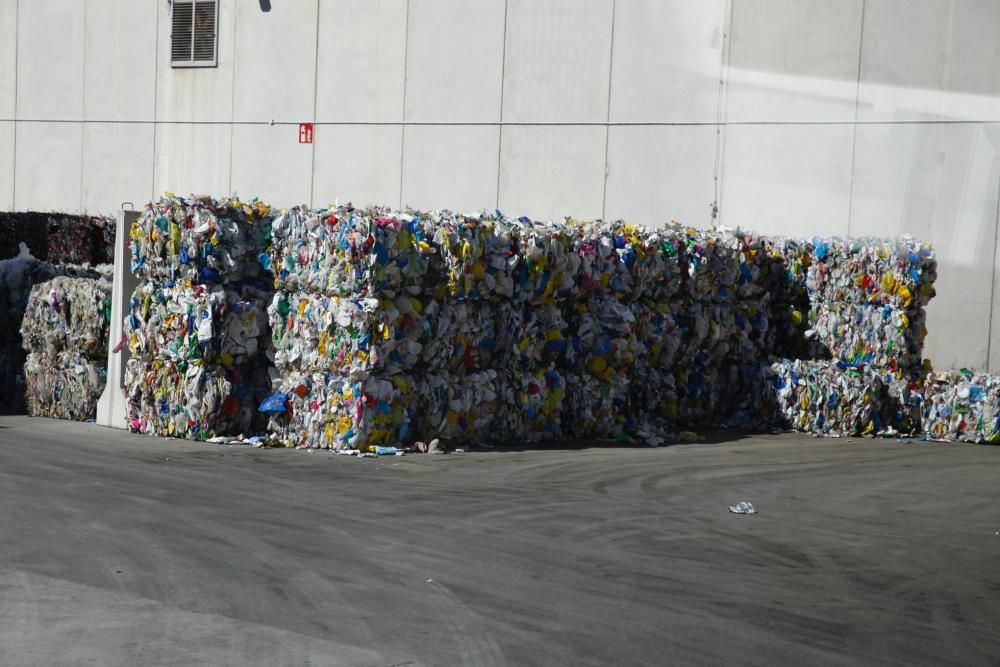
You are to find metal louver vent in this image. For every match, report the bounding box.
[171,0,217,67]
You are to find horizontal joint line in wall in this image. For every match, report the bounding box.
[2,119,999,127]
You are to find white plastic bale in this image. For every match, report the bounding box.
[130,194,273,284]
[20,275,111,359]
[126,283,269,365]
[23,351,106,420]
[268,205,434,298]
[922,371,1000,443]
[768,358,884,436]
[805,237,937,309]
[124,358,268,440]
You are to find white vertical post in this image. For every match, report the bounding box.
[96,209,140,429]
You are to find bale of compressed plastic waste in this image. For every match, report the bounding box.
[124,358,270,439]
[19,273,112,420]
[922,370,1000,443]
[806,301,927,372]
[768,358,884,436]
[269,205,435,297]
[808,237,937,305]
[800,236,937,434]
[0,242,110,410]
[124,194,276,440]
[125,282,269,365]
[130,194,273,284]
[23,352,107,420]
[20,275,111,358]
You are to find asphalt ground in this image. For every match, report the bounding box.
[1,416,998,666]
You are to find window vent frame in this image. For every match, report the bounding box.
[170,0,219,68]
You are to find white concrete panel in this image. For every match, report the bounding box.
[14,122,83,212]
[850,123,1000,371]
[726,0,863,123]
[17,0,85,120]
[404,0,505,123]
[401,125,499,212]
[81,123,155,216]
[604,125,717,229]
[83,0,158,121]
[609,0,723,124]
[858,0,1000,122]
[155,0,237,123]
[992,226,1000,373]
[316,0,407,123]
[152,123,232,197]
[503,0,614,123]
[0,122,13,209]
[719,125,852,236]
[498,125,606,221]
[232,2,317,123]
[230,124,313,206]
[312,125,403,208]
[0,3,16,118]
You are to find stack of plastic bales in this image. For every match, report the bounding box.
[429,211,557,444]
[124,195,274,439]
[922,370,1000,443]
[561,221,685,441]
[265,204,437,449]
[804,238,936,432]
[0,241,112,410]
[263,208,843,447]
[256,198,947,448]
[675,228,785,427]
[20,274,111,420]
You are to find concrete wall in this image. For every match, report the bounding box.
[3,0,999,371]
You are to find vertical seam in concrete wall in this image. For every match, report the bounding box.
[713,0,734,229]
[495,0,509,210]
[308,0,321,208]
[600,0,616,221]
[151,0,161,201]
[11,0,18,208]
[398,0,410,209]
[79,0,88,213]
[846,0,867,237]
[227,0,238,196]
[986,172,1000,371]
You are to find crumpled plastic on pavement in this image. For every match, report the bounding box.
[922,370,1000,443]
[20,275,112,358]
[130,194,273,284]
[768,358,884,436]
[124,358,269,440]
[125,282,269,365]
[23,351,106,420]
